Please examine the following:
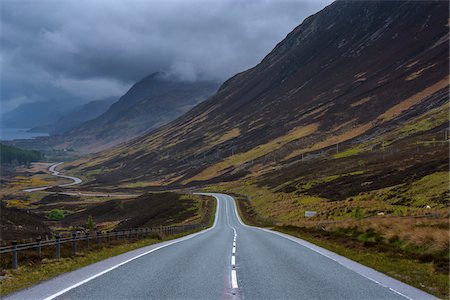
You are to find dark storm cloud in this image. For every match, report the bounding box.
[0,0,332,112]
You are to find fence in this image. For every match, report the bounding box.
[0,223,206,269]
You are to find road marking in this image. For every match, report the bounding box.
[223,193,432,300]
[222,195,239,292]
[43,197,220,300]
[231,270,238,289]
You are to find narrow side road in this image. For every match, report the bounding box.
[23,163,137,197]
[4,193,438,300]
[23,162,82,192]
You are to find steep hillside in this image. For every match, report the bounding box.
[72,0,448,191]
[63,73,219,152]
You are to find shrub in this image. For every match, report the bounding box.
[48,209,65,220]
[85,215,95,230]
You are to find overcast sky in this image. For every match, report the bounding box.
[1,0,332,113]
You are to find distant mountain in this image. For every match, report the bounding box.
[1,100,77,129]
[29,97,117,135]
[74,0,448,191]
[63,73,219,152]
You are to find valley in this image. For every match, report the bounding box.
[1,0,448,299]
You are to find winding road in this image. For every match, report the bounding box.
[23,162,82,192]
[5,193,436,300]
[23,163,136,197]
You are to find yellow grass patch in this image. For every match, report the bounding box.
[210,128,241,145]
[350,96,373,107]
[405,63,437,81]
[379,77,448,121]
[286,122,373,159]
[287,78,449,160]
[184,123,319,183]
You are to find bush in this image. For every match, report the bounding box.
[48,209,65,220]
[85,215,95,230]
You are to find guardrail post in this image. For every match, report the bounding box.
[86,233,90,250]
[139,228,143,239]
[114,230,118,241]
[128,229,132,240]
[122,230,125,241]
[11,240,18,269]
[36,237,42,258]
[72,232,77,256]
[145,228,148,237]
[134,228,137,239]
[55,235,61,259]
[96,231,100,244]
[107,231,111,244]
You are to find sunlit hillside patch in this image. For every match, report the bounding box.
[183,123,319,183]
[350,96,373,107]
[395,103,449,137]
[5,199,33,209]
[378,77,448,122]
[405,172,449,207]
[286,79,449,161]
[345,172,449,208]
[209,128,241,146]
[10,176,48,188]
[405,63,437,81]
[285,122,373,160]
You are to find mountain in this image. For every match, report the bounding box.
[63,73,219,152]
[1,100,77,129]
[72,0,448,193]
[29,97,117,135]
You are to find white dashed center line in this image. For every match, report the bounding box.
[224,197,239,292]
[231,270,238,289]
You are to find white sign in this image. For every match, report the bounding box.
[304,211,317,218]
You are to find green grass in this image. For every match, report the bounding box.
[405,172,449,207]
[333,145,366,158]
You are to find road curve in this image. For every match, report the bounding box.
[23,162,82,192]
[5,193,437,300]
[23,163,136,197]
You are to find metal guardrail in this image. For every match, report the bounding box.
[1,223,206,269]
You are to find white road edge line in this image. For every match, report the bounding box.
[225,193,435,300]
[43,197,220,300]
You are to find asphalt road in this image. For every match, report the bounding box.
[23,162,82,192]
[23,163,137,197]
[5,193,437,300]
